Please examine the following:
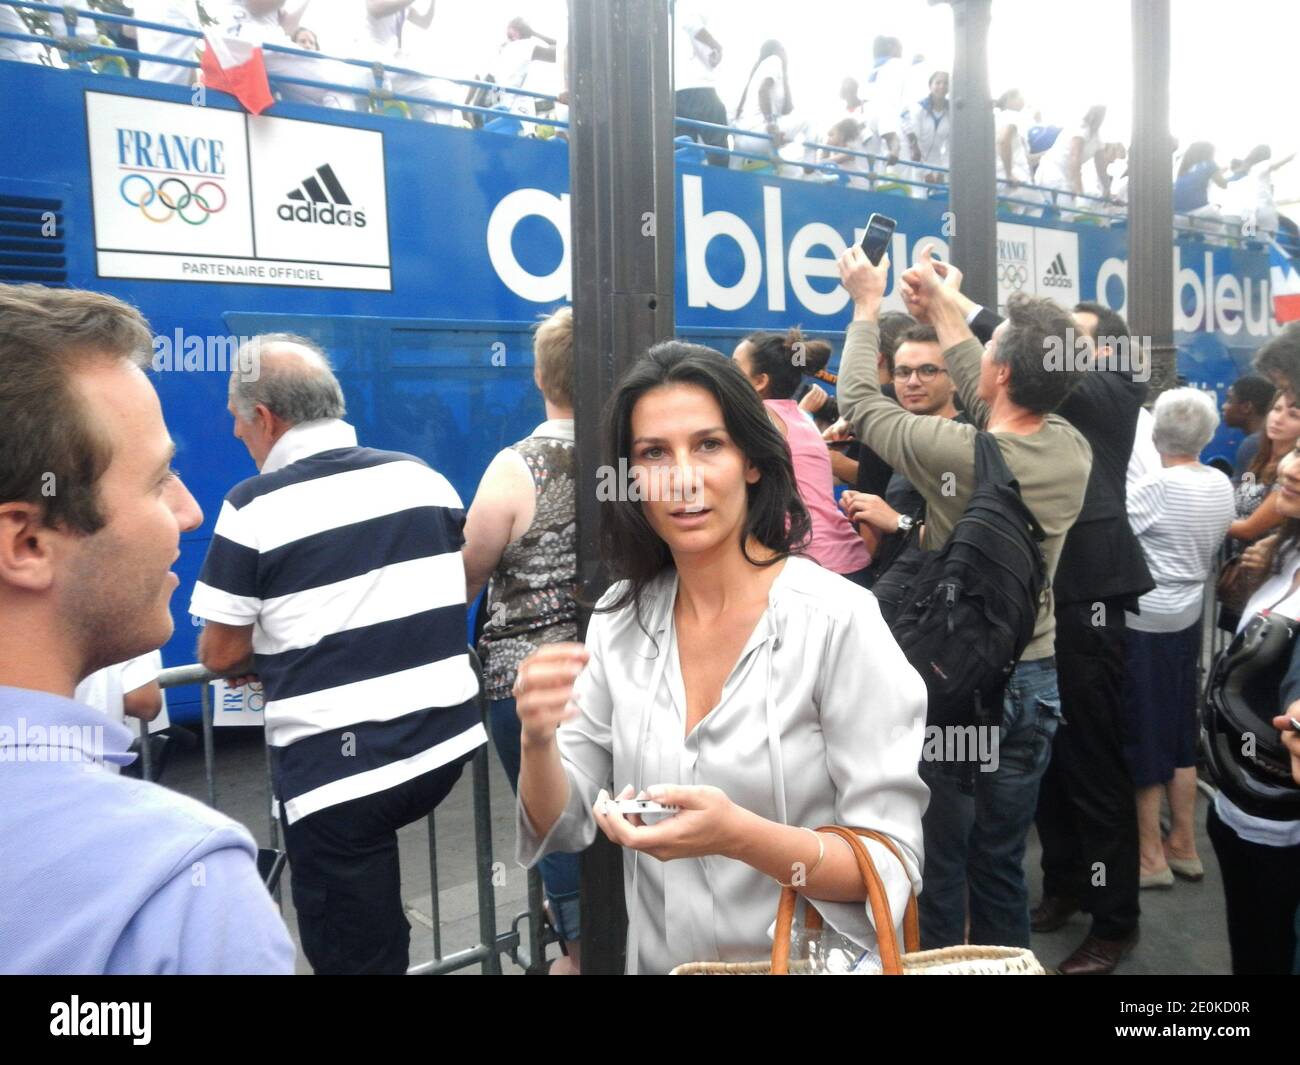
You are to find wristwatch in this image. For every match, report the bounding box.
[896,514,917,534]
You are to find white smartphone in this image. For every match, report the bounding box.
[608,799,680,816]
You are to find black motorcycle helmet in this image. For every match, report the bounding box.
[1202,610,1300,820]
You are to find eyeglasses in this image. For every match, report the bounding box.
[892,365,948,382]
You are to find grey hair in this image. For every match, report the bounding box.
[1152,386,1219,457]
[228,333,346,425]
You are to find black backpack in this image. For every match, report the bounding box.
[891,431,1048,728]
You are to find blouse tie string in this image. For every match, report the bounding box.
[625,599,674,977]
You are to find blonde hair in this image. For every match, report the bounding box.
[534,306,574,408]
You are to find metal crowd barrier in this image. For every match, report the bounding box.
[154,649,557,976]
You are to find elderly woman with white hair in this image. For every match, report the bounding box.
[1124,388,1236,889]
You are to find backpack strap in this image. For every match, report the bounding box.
[973,431,1047,541]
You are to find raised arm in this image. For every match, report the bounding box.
[836,245,979,491]
[515,606,617,863]
[367,0,413,18]
[997,123,1016,182]
[899,245,991,427]
[280,0,311,37]
[408,0,436,31]
[1066,135,1086,194]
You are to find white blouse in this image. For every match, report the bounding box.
[516,555,929,974]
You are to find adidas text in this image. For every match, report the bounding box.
[277,202,367,227]
[280,163,366,228]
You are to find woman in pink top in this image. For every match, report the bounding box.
[733,329,873,584]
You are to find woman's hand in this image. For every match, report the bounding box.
[1238,536,1277,574]
[1273,708,1300,786]
[592,783,746,862]
[839,490,901,533]
[799,383,829,414]
[514,642,589,748]
[821,417,855,443]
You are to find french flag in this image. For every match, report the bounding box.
[1270,240,1300,323]
[200,31,274,115]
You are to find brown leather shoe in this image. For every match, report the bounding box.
[1056,929,1139,975]
[1030,895,1080,933]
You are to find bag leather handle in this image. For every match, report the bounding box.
[770,826,919,975]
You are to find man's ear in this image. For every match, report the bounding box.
[0,502,59,593]
[253,403,276,436]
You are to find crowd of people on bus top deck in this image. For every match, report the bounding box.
[1,0,1293,241]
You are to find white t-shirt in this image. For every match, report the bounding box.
[74,651,167,774]
[0,5,45,62]
[1125,463,1236,632]
[131,1,201,84]
[673,0,716,90]
[735,53,785,131]
[1034,123,1102,192]
[1127,406,1161,488]
[220,2,290,47]
[904,97,950,167]
[995,107,1032,184]
[1223,159,1280,235]
[1214,558,1300,847]
[863,56,906,140]
[491,36,543,114]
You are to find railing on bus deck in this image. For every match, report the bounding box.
[1,0,566,130]
[155,649,558,975]
[0,0,1268,245]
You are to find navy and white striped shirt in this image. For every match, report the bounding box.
[190,419,485,824]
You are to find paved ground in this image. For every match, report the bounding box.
[156,723,1232,976]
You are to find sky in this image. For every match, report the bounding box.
[302,0,1300,204]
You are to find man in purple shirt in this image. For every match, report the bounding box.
[0,284,295,974]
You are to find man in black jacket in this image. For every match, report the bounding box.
[905,266,1154,974]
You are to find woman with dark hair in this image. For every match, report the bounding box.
[1219,390,1300,631]
[732,328,872,584]
[510,341,928,974]
[732,39,811,172]
[995,87,1038,213]
[1173,141,1230,216]
[1208,443,1300,973]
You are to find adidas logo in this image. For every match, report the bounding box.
[1042,252,1071,287]
[277,164,367,228]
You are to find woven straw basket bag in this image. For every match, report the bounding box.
[671,826,1045,975]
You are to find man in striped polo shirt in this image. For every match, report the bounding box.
[191,333,485,975]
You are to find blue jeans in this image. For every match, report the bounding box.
[918,657,1063,949]
[488,698,581,941]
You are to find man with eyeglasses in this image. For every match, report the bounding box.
[840,324,962,613]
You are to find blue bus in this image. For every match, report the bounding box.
[0,4,1284,718]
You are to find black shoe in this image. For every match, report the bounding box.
[1056,929,1139,975]
[1030,895,1080,934]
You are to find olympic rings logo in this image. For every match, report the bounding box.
[997,262,1028,289]
[118,174,228,225]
